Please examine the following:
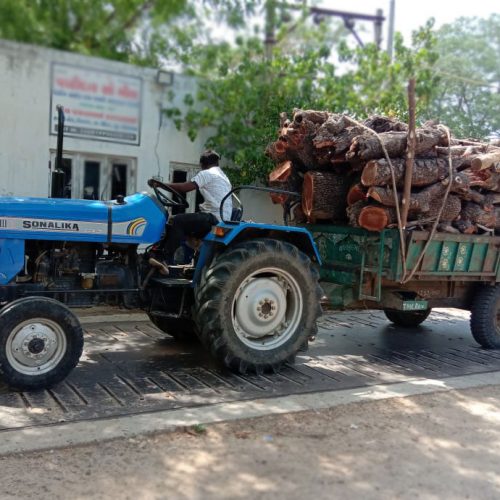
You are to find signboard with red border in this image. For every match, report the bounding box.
[50,63,142,145]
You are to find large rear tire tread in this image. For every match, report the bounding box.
[194,238,322,374]
[470,284,500,349]
[0,297,84,391]
[384,308,432,327]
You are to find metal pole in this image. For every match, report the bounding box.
[401,78,416,230]
[387,0,395,59]
[265,0,277,60]
[374,8,383,48]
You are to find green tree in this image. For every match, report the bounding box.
[425,14,500,139]
[168,18,439,184]
[0,0,261,66]
[0,0,189,65]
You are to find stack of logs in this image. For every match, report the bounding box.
[266,110,500,234]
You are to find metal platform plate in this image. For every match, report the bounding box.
[1,308,499,432]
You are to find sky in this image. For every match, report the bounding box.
[317,0,499,46]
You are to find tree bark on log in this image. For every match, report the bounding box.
[347,127,447,161]
[362,115,408,133]
[302,171,350,223]
[470,150,500,172]
[361,158,450,187]
[352,195,462,231]
[312,115,349,148]
[265,139,288,163]
[460,202,497,230]
[465,170,500,192]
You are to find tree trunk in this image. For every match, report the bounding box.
[302,171,350,223]
[361,158,450,187]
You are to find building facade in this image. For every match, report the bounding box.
[0,39,283,224]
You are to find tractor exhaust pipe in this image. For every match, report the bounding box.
[50,105,65,198]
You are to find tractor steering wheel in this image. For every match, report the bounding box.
[147,178,189,209]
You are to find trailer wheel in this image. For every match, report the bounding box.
[0,297,83,390]
[470,284,500,349]
[148,315,198,342]
[194,239,322,374]
[384,308,431,327]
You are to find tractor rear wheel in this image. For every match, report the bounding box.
[0,297,83,390]
[384,308,431,327]
[470,284,500,348]
[194,239,322,373]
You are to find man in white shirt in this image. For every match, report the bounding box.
[149,150,232,275]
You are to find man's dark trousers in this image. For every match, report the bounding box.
[163,212,218,261]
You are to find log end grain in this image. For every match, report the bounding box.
[358,206,389,232]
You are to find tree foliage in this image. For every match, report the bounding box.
[0,0,188,65]
[424,14,500,139]
[168,19,440,184]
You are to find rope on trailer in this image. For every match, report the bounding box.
[343,115,408,279]
[400,124,454,284]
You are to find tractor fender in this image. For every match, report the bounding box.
[193,222,321,285]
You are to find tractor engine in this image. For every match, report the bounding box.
[23,241,139,307]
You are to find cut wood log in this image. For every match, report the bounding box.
[460,202,497,230]
[302,171,350,223]
[347,127,447,161]
[358,205,391,232]
[471,150,500,172]
[435,145,489,157]
[347,183,367,206]
[361,158,449,187]
[268,161,302,204]
[363,115,408,133]
[292,109,332,125]
[354,195,461,231]
[329,126,365,157]
[269,160,292,183]
[265,140,288,163]
[312,115,349,148]
[464,170,500,192]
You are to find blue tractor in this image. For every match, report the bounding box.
[0,116,322,390]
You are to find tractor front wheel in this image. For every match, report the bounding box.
[0,297,84,390]
[194,239,322,373]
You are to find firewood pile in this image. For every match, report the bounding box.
[266,109,500,234]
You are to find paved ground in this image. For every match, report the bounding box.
[1,383,500,500]
[2,307,500,433]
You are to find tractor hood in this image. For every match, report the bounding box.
[0,193,166,244]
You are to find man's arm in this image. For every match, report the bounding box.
[166,181,197,193]
[148,178,197,193]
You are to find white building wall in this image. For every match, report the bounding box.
[0,39,285,224]
[0,39,205,198]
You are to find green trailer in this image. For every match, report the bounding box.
[309,225,500,348]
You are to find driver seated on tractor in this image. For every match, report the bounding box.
[148,149,232,275]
